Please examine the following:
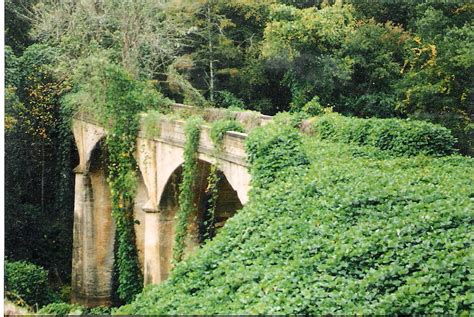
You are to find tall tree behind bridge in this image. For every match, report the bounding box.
[4,43,75,283]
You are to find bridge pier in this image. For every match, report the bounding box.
[70,168,115,306]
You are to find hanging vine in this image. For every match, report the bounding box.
[63,54,170,303]
[173,116,203,263]
[202,119,245,242]
[202,163,219,242]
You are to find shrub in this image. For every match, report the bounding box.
[210,119,245,145]
[214,90,246,109]
[302,96,324,116]
[311,113,457,156]
[5,261,55,308]
[37,302,85,316]
[87,305,112,315]
[245,121,310,189]
[173,116,204,263]
[142,110,163,139]
[37,303,113,316]
[273,111,311,129]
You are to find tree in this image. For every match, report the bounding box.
[5,0,38,54]
[31,0,186,78]
[5,44,74,282]
[338,20,409,118]
[396,24,473,154]
[261,4,355,110]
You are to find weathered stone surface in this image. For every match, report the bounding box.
[71,105,255,306]
[71,141,114,307]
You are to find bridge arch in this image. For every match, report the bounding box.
[153,158,243,281]
[156,153,249,210]
[72,120,106,174]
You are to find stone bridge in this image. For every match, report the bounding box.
[70,104,271,306]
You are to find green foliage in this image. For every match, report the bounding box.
[87,305,113,315]
[5,45,20,87]
[210,119,245,145]
[214,90,246,109]
[245,121,309,189]
[261,4,410,118]
[203,162,219,243]
[203,118,245,242]
[301,96,324,116]
[5,0,36,53]
[37,302,85,316]
[27,0,473,152]
[118,124,473,315]
[37,303,112,316]
[257,1,472,152]
[6,1,473,314]
[338,20,408,118]
[396,23,473,154]
[272,111,311,129]
[5,261,56,309]
[142,110,164,139]
[5,43,75,283]
[167,64,209,107]
[262,4,355,110]
[311,113,457,157]
[32,0,186,78]
[174,116,204,263]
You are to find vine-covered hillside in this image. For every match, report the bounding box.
[119,120,473,315]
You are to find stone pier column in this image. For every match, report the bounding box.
[143,207,177,285]
[157,210,176,282]
[71,167,115,307]
[71,171,88,302]
[143,211,160,285]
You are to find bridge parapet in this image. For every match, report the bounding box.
[139,117,248,167]
[170,103,273,128]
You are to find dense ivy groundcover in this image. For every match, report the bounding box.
[118,122,473,315]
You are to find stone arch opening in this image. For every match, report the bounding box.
[156,159,243,280]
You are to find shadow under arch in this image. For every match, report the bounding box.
[156,159,243,281]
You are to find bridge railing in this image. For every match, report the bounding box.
[139,115,248,166]
[170,103,272,127]
[75,103,272,130]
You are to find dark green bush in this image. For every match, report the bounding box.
[311,113,457,156]
[87,305,112,315]
[118,124,472,315]
[210,119,245,145]
[245,121,309,188]
[37,302,112,316]
[302,96,324,116]
[214,90,246,109]
[37,302,85,316]
[5,261,56,308]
